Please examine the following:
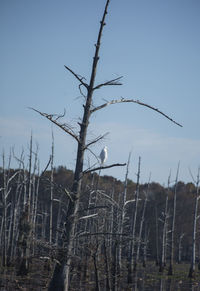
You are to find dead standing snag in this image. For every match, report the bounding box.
[30,0,182,290]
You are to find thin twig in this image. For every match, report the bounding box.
[85,132,109,149]
[93,76,123,90]
[79,83,86,98]
[85,148,100,164]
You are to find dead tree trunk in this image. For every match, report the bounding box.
[10,166,23,262]
[1,152,19,267]
[18,135,33,276]
[92,241,100,291]
[27,133,33,221]
[48,2,112,290]
[142,226,149,268]
[127,157,141,283]
[155,205,159,265]
[134,176,150,271]
[159,173,171,273]
[188,167,200,278]
[103,238,111,290]
[168,162,180,275]
[119,153,131,271]
[17,204,31,276]
[49,131,54,244]
[2,152,8,267]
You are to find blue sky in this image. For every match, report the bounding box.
[1,0,200,184]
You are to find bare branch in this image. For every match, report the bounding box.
[83,162,126,174]
[40,156,52,176]
[96,189,120,207]
[85,149,100,165]
[77,232,131,238]
[188,167,197,184]
[7,170,20,187]
[12,147,25,168]
[85,132,109,149]
[78,205,109,212]
[90,97,182,127]
[64,188,75,202]
[79,214,98,220]
[79,83,86,99]
[29,107,80,143]
[54,109,66,121]
[93,76,123,90]
[64,65,88,88]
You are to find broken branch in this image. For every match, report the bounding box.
[29,107,80,143]
[64,65,88,88]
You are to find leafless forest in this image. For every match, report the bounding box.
[0,143,200,290]
[1,0,200,290]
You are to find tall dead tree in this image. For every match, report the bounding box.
[168,162,180,275]
[188,167,200,278]
[1,151,7,267]
[159,172,171,272]
[127,156,141,283]
[134,174,151,271]
[155,204,159,265]
[30,1,182,290]
[49,130,54,244]
[17,134,34,276]
[27,133,33,222]
[119,152,131,271]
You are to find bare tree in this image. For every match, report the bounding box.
[159,172,171,272]
[0,151,20,267]
[128,156,141,283]
[119,152,131,271]
[168,162,180,275]
[134,174,151,271]
[49,130,54,244]
[155,204,159,265]
[30,1,181,289]
[17,135,40,275]
[27,133,33,222]
[188,167,200,278]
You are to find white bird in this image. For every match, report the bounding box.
[99,146,108,164]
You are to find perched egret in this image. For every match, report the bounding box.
[100,146,108,164]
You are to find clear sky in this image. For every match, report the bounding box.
[1,0,200,184]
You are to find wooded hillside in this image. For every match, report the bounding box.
[0,159,199,289]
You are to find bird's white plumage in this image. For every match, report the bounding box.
[100,146,108,164]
